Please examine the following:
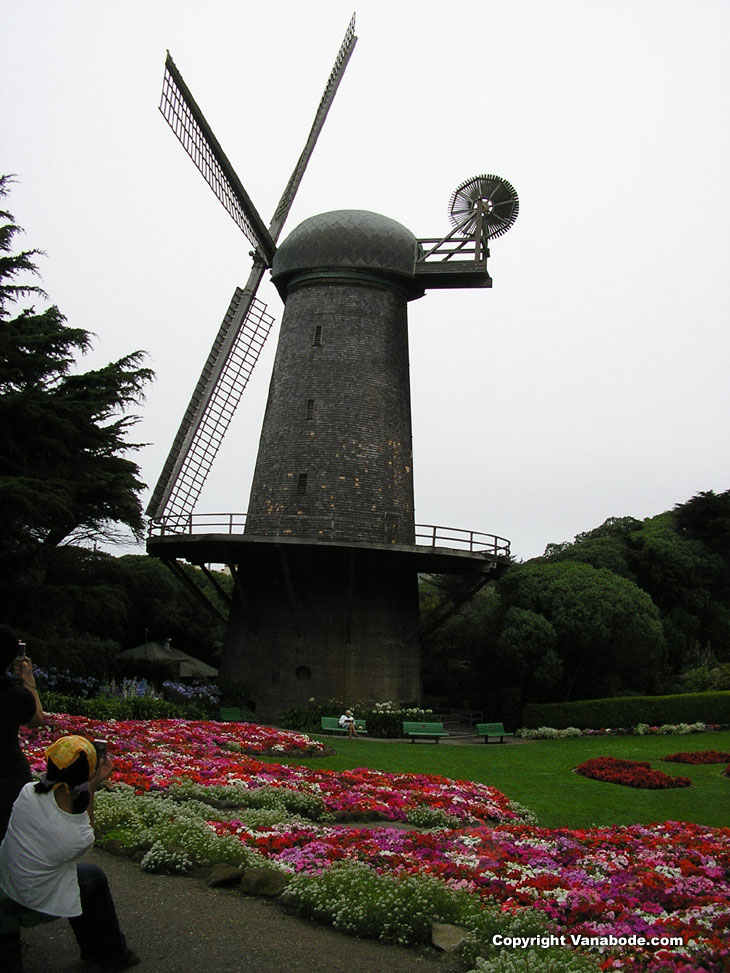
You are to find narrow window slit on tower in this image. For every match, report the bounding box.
[297,473,308,495]
[312,324,323,346]
[305,399,315,419]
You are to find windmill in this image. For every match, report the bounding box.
[146,15,518,720]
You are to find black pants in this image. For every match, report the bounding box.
[69,864,127,966]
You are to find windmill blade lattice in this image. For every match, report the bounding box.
[448,174,519,240]
[147,283,274,523]
[147,15,357,526]
[160,54,276,264]
[270,13,357,235]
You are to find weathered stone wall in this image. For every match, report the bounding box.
[220,547,422,721]
[244,277,415,544]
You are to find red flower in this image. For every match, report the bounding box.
[662,750,730,765]
[575,757,692,789]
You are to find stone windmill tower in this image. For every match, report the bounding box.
[146,16,518,720]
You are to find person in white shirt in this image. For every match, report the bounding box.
[338,709,358,738]
[0,734,139,970]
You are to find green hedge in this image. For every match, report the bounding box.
[42,692,197,721]
[522,691,730,730]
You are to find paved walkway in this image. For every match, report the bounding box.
[19,850,457,973]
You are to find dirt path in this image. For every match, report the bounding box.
[19,849,458,973]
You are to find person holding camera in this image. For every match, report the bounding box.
[0,734,139,970]
[0,626,44,839]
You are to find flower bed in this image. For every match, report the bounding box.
[20,716,516,824]
[21,714,329,770]
[661,751,730,765]
[18,716,730,971]
[516,722,719,739]
[215,818,730,970]
[575,757,692,790]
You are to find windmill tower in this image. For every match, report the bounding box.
[146,16,518,720]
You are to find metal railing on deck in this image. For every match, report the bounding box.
[148,513,510,558]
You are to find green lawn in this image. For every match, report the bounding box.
[275,730,730,829]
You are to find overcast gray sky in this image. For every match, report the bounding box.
[4,0,729,561]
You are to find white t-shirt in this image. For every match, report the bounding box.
[0,782,94,917]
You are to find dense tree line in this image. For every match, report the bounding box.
[421,490,730,726]
[0,177,229,673]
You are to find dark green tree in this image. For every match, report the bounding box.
[674,489,730,560]
[0,176,153,568]
[543,516,642,578]
[495,560,666,700]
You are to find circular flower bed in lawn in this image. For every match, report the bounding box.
[19,716,730,971]
[20,716,517,824]
[575,757,692,789]
[661,750,730,764]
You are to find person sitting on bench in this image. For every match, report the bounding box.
[0,734,139,970]
[338,709,358,738]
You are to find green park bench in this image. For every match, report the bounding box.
[402,721,449,743]
[320,717,368,735]
[476,722,511,743]
[219,706,244,721]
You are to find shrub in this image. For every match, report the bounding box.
[468,951,601,973]
[679,663,730,692]
[161,680,221,717]
[522,691,730,730]
[94,786,275,871]
[281,702,434,738]
[42,691,187,720]
[282,862,551,953]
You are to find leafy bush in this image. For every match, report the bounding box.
[164,781,333,823]
[468,950,601,973]
[679,663,730,692]
[34,667,103,698]
[42,691,187,720]
[522,691,730,730]
[281,701,434,738]
[516,722,709,738]
[405,805,460,829]
[140,841,193,874]
[282,861,551,952]
[160,680,221,716]
[94,786,273,871]
[35,667,222,718]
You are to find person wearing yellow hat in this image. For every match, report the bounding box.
[0,734,139,970]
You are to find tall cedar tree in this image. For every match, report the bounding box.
[0,176,153,566]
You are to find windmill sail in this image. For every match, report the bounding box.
[159,53,276,264]
[270,12,357,237]
[147,276,274,522]
[147,14,358,525]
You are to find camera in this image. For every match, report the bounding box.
[93,739,108,762]
[15,641,26,660]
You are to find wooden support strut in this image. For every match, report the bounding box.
[345,549,356,644]
[407,571,495,644]
[228,564,258,634]
[199,563,232,607]
[161,559,228,622]
[277,547,303,638]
